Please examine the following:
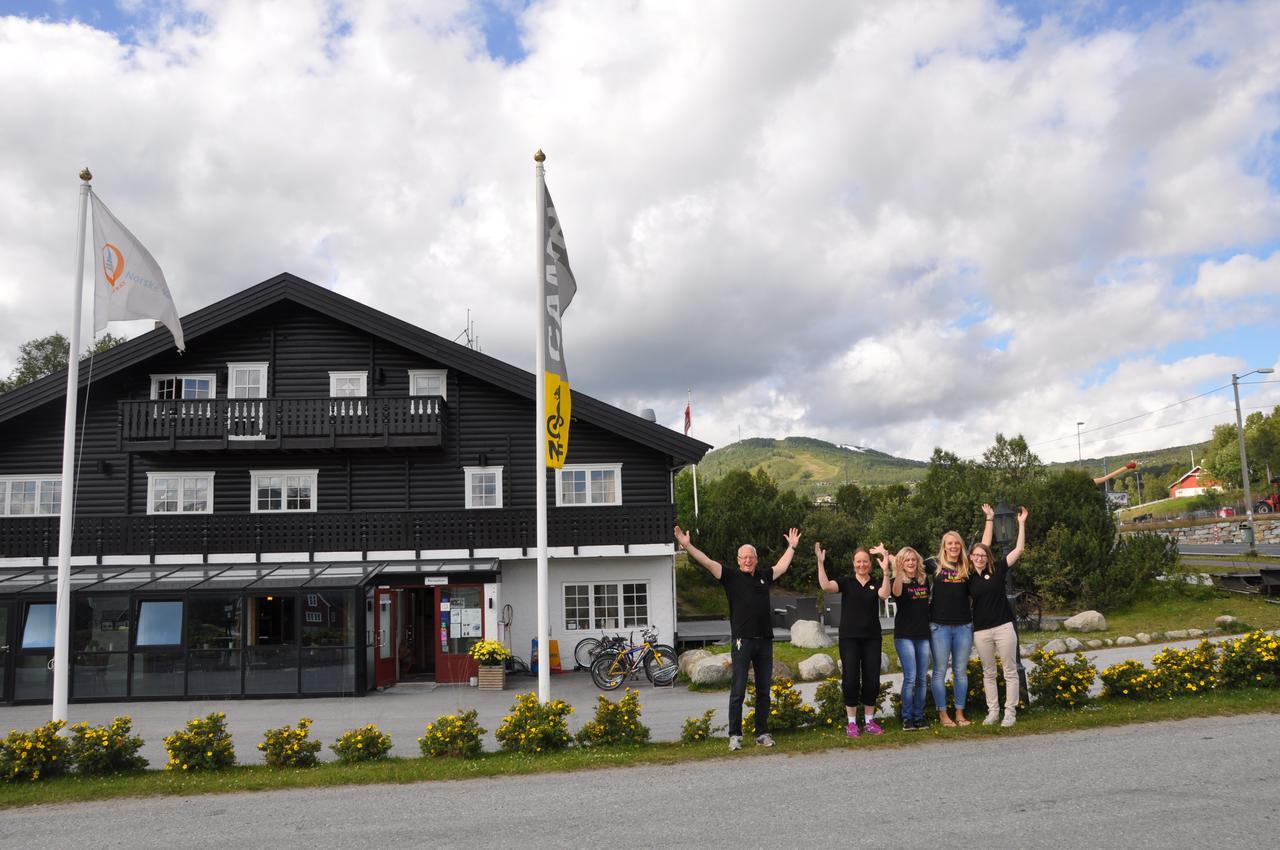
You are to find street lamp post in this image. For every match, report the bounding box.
[992,501,1029,706]
[1233,367,1275,550]
[1076,421,1084,467]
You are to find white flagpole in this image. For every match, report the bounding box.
[534,150,551,702]
[52,169,93,723]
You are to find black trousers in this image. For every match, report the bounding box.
[728,637,773,737]
[839,636,882,708]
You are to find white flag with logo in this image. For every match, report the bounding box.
[91,193,185,351]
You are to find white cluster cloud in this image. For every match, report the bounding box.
[1,0,1277,465]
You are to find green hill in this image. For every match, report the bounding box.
[693,436,1212,500]
[694,437,927,497]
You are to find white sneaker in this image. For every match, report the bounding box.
[1001,711,1016,728]
[755,733,775,748]
[983,711,1001,726]
[728,735,743,751]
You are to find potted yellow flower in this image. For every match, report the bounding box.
[470,640,512,690]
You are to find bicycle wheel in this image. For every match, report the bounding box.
[644,645,679,684]
[591,651,626,690]
[573,636,602,671]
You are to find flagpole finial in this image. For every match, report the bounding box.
[79,168,92,182]
[534,149,545,163]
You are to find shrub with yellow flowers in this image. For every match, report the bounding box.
[418,710,486,758]
[744,677,815,732]
[331,724,393,763]
[69,716,147,775]
[1099,659,1162,701]
[469,640,512,667]
[1217,629,1279,690]
[576,688,650,747]
[1151,640,1218,697]
[495,691,573,754]
[259,717,322,769]
[815,677,892,725]
[1027,649,1096,709]
[0,720,69,782]
[679,709,725,744]
[163,712,235,772]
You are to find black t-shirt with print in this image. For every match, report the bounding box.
[892,579,932,639]
[836,575,882,639]
[930,563,972,625]
[969,556,1014,631]
[719,566,774,639]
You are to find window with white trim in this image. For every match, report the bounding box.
[463,466,503,509]
[408,369,447,401]
[146,472,214,514]
[0,476,61,517]
[328,371,367,397]
[562,581,649,630]
[227,363,268,399]
[251,469,318,513]
[151,374,216,400]
[556,463,622,507]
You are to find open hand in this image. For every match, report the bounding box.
[784,527,801,549]
[981,503,995,519]
[814,541,826,562]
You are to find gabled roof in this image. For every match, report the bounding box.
[1168,466,1216,490]
[0,272,710,464]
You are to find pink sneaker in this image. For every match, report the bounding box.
[864,718,884,736]
[846,721,860,738]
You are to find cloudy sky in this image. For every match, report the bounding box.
[1,0,1278,465]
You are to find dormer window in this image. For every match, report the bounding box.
[151,374,216,400]
[329,371,367,397]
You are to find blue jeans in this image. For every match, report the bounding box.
[894,637,931,722]
[930,623,973,712]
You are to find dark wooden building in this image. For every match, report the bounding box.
[0,274,708,704]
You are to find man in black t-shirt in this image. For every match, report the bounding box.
[675,524,801,751]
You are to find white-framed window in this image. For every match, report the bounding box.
[227,362,268,399]
[329,371,367,397]
[556,463,622,507]
[305,611,322,623]
[146,472,214,514]
[408,369,447,401]
[150,374,217,400]
[0,476,61,517]
[463,466,503,509]
[562,581,649,630]
[251,469,318,513]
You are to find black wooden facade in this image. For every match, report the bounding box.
[0,274,709,704]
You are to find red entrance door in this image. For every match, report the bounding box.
[433,585,483,683]
[373,587,398,689]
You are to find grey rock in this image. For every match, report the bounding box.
[678,649,713,678]
[1187,628,1204,638]
[881,652,892,671]
[1104,639,1114,647]
[789,619,834,649]
[1086,639,1104,649]
[1215,615,1239,627]
[690,655,732,685]
[1019,643,1038,658]
[1042,638,1069,654]
[797,653,837,681]
[1063,637,1085,652]
[1116,636,1138,646]
[1136,632,1152,643]
[1064,610,1108,632]
[1165,629,1190,640]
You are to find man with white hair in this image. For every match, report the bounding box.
[674,524,801,750]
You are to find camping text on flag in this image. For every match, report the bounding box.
[91,193,184,351]
[541,185,577,468]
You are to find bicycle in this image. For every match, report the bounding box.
[589,627,678,689]
[572,632,628,671]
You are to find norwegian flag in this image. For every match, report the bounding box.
[683,402,691,436]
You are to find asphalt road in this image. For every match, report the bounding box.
[2,713,1276,849]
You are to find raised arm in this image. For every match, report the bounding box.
[771,527,801,579]
[815,542,838,593]
[870,542,893,599]
[981,503,995,547]
[674,525,723,580]
[1005,507,1028,566]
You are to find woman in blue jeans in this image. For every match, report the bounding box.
[929,530,973,727]
[889,546,932,730]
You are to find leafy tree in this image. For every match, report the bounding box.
[679,468,807,581]
[982,433,1044,500]
[0,333,128,394]
[1017,470,1119,609]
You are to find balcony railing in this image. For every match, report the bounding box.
[117,396,445,451]
[0,504,674,563]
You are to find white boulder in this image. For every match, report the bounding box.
[1063,610,1108,632]
[678,649,712,678]
[1116,636,1138,647]
[797,653,837,681]
[1042,638,1068,654]
[690,655,732,685]
[790,619,834,648]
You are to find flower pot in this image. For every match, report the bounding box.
[478,665,506,691]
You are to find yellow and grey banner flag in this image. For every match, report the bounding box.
[542,185,577,468]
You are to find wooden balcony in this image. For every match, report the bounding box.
[117,396,445,451]
[0,504,674,562]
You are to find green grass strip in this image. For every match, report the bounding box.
[2,688,1277,810]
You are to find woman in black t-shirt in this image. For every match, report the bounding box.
[929,530,973,727]
[816,541,892,737]
[970,503,1028,727]
[889,546,932,731]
